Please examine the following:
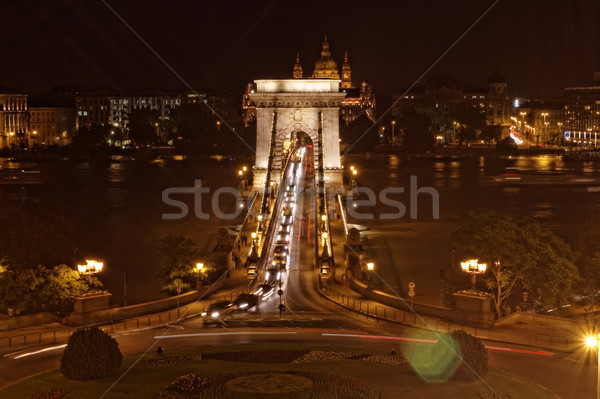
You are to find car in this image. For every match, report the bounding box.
[279,225,291,234]
[201,300,234,318]
[282,215,293,226]
[274,244,288,256]
[275,239,288,246]
[320,261,332,280]
[253,284,275,299]
[272,254,288,268]
[277,232,290,242]
[233,293,259,311]
[265,268,281,285]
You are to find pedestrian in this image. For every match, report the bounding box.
[157,346,164,355]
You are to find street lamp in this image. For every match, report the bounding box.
[367,262,374,271]
[77,259,104,275]
[585,334,600,399]
[195,262,205,288]
[520,112,527,139]
[391,120,396,144]
[460,259,487,289]
[77,259,103,289]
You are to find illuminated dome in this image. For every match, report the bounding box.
[312,36,340,79]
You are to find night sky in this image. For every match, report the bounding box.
[1,0,598,97]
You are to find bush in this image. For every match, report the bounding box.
[60,326,122,380]
[450,330,488,381]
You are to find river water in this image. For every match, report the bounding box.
[0,157,250,305]
[343,154,600,304]
[2,154,598,306]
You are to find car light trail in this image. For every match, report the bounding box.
[155,331,299,339]
[10,344,67,359]
[484,346,553,356]
[322,333,554,356]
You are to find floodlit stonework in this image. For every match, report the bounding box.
[251,79,346,189]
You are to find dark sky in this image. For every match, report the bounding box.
[1,0,598,97]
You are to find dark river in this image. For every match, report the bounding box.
[1,153,598,306]
[0,156,250,305]
[343,153,600,304]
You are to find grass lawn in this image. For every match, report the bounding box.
[0,343,557,399]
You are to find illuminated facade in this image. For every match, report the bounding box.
[29,107,76,146]
[564,73,600,146]
[513,101,564,145]
[0,92,28,148]
[250,79,345,188]
[243,37,376,127]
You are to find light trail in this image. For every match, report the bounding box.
[10,344,67,359]
[322,333,554,356]
[154,331,298,339]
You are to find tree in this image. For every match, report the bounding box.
[452,102,485,145]
[398,107,433,154]
[72,124,110,150]
[480,124,502,144]
[129,109,159,145]
[339,115,378,153]
[496,136,518,155]
[157,235,200,294]
[60,326,122,380]
[0,263,101,316]
[0,265,43,314]
[576,209,600,307]
[452,210,578,316]
[37,265,101,316]
[447,330,488,381]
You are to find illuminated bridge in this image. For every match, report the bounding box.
[242,79,347,313]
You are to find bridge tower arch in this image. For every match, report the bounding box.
[250,79,345,189]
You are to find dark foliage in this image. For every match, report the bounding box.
[449,330,488,381]
[496,136,518,155]
[60,326,122,380]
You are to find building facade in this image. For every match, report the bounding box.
[0,92,29,148]
[29,107,76,146]
[514,101,564,145]
[243,37,376,128]
[394,72,512,139]
[564,73,600,146]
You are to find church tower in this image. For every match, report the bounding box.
[293,52,303,79]
[341,50,352,88]
[312,35,340,79]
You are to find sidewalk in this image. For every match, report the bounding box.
[318,280,578,352]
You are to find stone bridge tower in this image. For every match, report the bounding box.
[250,79,345,189]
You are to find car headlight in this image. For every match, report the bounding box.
[201,312,207,317]
[211,311,220,318]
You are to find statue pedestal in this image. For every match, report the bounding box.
[453,290,494,324]
[73,291,112,314]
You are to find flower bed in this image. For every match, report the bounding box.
[144,355,203,367]
[156,371,378,399]
[30,391,68,399]
[201,349,310,364]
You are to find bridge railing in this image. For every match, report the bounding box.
[0,288,249,350]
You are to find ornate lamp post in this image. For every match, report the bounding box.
[460,259,487,289]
